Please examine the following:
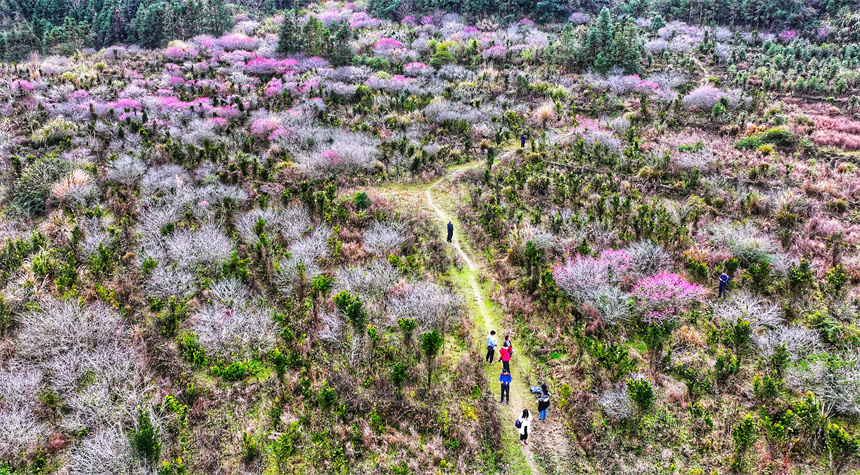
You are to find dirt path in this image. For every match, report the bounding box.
[422,162,575,474]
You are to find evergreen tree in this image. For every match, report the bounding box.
[276,9,301,54]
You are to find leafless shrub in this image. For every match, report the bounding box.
[675,148,717,171]
[51,169,96,208]
[190,300,278,363]
[712,292,782,330]
[388,281,463,331]
[140,164,191,192]
[707,222,777,265]
[276,226,332,294]
[17,299,125,364]
[0,366,46,462]
[753,325,823,361]
[66,428,142,475]
[364,221,407,256]
[334,259,399,302]
[595,287,633,325]
[649,71,689,90]
[209,277,248,307]
[105,155,147,186]
[165,223,234,271]
[598,383,634,421]
[786,353,860,416]
[319,311,344,342]
[624,241,671,277]
[145,265,196,301]
[236,208,287,244]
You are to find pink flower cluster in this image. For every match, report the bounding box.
[568,12,590,25]
[244,57,296,75]
[682,85,725,111]
[250,117,282,140]
[403,62,431,76]
[633,272,705,324]
[10,79,35,95]
[553,249,632,300]
[218,34,260,52]
[374,38,404,56]
[164,46,198,61]
[483,45,507,59]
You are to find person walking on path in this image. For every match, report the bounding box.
[502,334,512,353]
[517,409,531,446]
[447,221,454,243]
[498,344,512,372]
[486,331,497,363]
[718,272,729,300]
[520,134,527,148]
[536,384,550,420]
[499,369,511,404]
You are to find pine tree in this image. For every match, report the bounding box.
[276,9,301,54]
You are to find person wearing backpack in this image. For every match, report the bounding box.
[517,409,531,445]
[498,345,512,372]
[537,383,550,420]
[499,368,511,404]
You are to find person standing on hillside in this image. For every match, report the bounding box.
[520,134,527,148]
[718,272,729,300]
[498,344,512,372]
[502,334,512,354]
[499,368,511,404]
[536,383,550,420]
[447,221,454,243]
[486,331,497,363]
[518,409,531,446]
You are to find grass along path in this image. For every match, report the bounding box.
[374,162,574,474]
[425,164,551,475]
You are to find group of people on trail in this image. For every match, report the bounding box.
[487,330,550,446]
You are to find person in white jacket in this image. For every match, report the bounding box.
[518,409,531,446]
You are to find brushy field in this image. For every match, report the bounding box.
[1,1,860,474]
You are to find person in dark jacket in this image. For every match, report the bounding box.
[447,221,454,243]
[718,272,729,300]
[520,134,526,148]
[499,369,511,404]
[537,383,550,420]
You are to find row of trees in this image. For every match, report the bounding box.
[369,0,855,28]
[0,0,231,61]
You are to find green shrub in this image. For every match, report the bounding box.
[354,191,371,210]
[627,377,655,411]
[769,343,789,377]
[735,128,805,151]
[826,422,860,474]
[241,432,259,463]
[753,373,784,404]
[212,360,262,381]
[129,407,161,465]
[178,332,208,367]
[731,413,757,469]
[317,383,338,410]
[11,158,73,216]
[715,348,740,384]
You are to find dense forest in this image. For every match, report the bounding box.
[2,0,860,61]
[2,0,860,474]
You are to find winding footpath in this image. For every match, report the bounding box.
[376,162,575,473]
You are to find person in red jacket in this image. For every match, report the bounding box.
[498,345,511,372]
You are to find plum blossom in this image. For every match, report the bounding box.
[633,272,706,324]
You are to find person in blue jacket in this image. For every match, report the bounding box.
[447,221,454,243]
[520,134,526,148]
[718,272,729,300]
[499,368,511,404]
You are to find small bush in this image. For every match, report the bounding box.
[626,377,655,411]
[354,191,371,210]
[129,407,161,465]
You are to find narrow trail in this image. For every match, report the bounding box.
[414,162,573,474]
